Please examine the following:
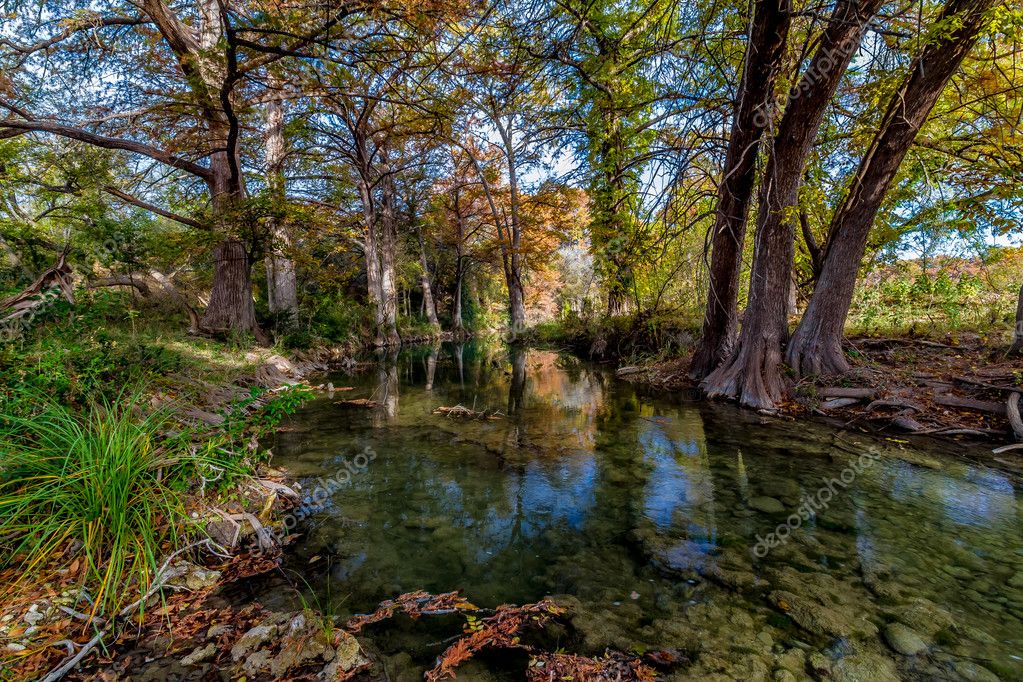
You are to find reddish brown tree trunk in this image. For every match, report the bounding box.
[689,0,792,379]
[786,0,997,377]
[703,0,882,407]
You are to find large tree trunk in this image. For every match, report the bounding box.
[201,240,266,343]
[703,0,881,407]
[417,226,441,332]
[500,122,528,331]
[378,170,401,346]
[689,0,792,379]
[263,86,298,318]
[786,0,997,377]
[358,178,387,347]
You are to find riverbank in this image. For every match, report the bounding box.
[612,333,1023,455]
[529,317,1023,454]
[0,302,474,680]
[0,314,363,679]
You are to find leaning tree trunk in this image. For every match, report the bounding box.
[689,0,792,379]
[263,84,298,318]
[786,0,998,377]
[703,0,882,408]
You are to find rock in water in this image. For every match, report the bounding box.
[954,661,1001,682]
[883,622,928,655]
[830,653,900,682]
[749,496,786,514]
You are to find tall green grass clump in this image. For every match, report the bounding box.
[0,394,197,617]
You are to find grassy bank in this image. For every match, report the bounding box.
[0,293,327,678]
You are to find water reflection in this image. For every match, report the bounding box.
[266,342,1023,680]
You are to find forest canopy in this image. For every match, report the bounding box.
[1,0,1021,408]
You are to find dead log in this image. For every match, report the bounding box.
[1,245,74,334]
[891,415,925,432]
[87,275,151,297]
[818,387,876,399]
[932,395,1007,416]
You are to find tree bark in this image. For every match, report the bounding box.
[703,0,882,407]
[786,0,998,377]
[358,178,387,346]
[378,167,401,346]
[1011,283,1023,355]
[417,225,441,332]
[497,118,527,331]
[689,0,792,379]
[452,204,466,331]
[263,86,298,318]
[201,240,265,343]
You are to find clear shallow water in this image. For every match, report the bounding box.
[258,342,1023,680]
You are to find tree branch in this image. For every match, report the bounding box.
[103,186,208,230]
[0,119,213,181]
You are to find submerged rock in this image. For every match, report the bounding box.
[749,496,786,514]
[770,591,877,639]
[890,598,954,637]
[954,660,1001,682]
[883,622,929,655]
[829,652,900,682]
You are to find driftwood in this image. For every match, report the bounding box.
[87,275,151,297]
[335,398,382,408]
[890,415,925,432]
[818,387,876,399]
[866,398,925,413]
[932,395,1007,416]
[1,245,74,334]
[820,397,861,410]
[433,405,504,420]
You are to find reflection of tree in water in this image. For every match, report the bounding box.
[372,348,400,424]
[507,347,527,415]
[425,341,439,391]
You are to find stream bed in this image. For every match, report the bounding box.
[252,341,1023,681]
